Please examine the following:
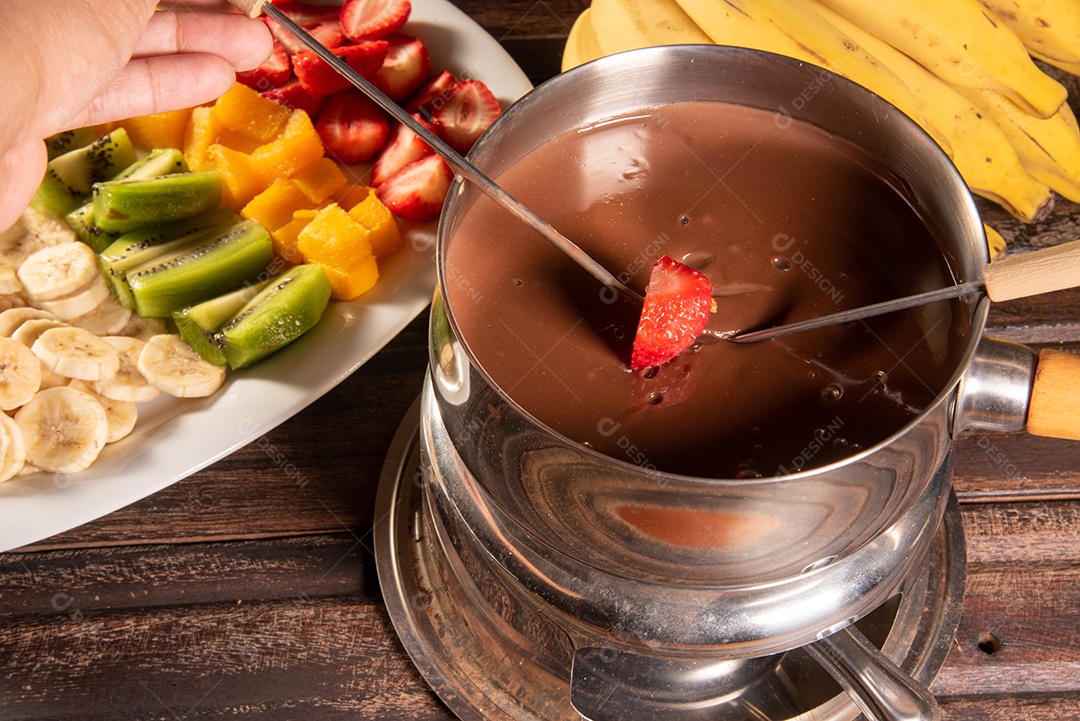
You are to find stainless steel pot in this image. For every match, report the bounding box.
[421,43,1079,717]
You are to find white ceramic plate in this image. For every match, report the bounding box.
[0,0,533,552]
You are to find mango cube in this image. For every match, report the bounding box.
[296,204,380,299]
[321,254,379,300]
[208,144,267,210]
[270,212,315,266]
[212,83,291,144]
[241,178,316,232]
[348,189,402,259]
[183,106,223,171]
[292,157,348,203]
[250,110,324,183]
[120,108,192,151]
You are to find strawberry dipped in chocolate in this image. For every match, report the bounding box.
[630,256,715,370]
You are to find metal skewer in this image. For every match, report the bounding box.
[229,0,642,304]
[725,281,984,343]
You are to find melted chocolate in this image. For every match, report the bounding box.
[444,103,969,477]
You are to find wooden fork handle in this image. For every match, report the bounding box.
[225,0,269,18]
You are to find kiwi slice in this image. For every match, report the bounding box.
[44,127,99,160]
[100,208,241,308]
[67,148,190,252]
[221,264,332,370]
[172,278,273,366]
[126,218,274,318]
[92,169,223,235]
[31,128,137,216]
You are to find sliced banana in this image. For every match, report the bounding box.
[0,412,27,482]
[14,385,108,473]
[36,274,110,320]
[11,318,67,348]
[69,380,138,444]
[0,294,26,313]
[89,336,161,403]
[37,360,69,390]
[17,242,101,302]
[137,334,226,398]
[70,294,133,336]
[0,337,42,410]
[1,208,77,266]
[31,326,120,381]
[0,307,56,337]
[0,257,22,295]
[118,314,168,342]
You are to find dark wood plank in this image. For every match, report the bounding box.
[0,597,454,721]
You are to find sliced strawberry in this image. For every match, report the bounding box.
[371,114,434,186]
[340,0,411,42]
[267,1,346,56]
[236,38,291,91]
[405,69,457,115]
[629,256,715,370]
[376,154,453,223]
[262,78,325,118]
[315,91,390,164]
[431,79,501,154]
[292,40,389,98]
[371,34,431,102]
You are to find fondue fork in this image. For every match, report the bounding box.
[726,237,1080,343]
[227,0,643,305]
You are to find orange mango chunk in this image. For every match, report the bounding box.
[331,182,373,208]
[120,108,192,151]
[270,214,314,266]
[241,178,317,232]
[250,110,324,183]
[296,204,380,299]
[348,189,402,259]
[212,83,291,144]
[183,106,223,171]
[322,254,379,300]
[292,157,348,204]
[208,144,267,210]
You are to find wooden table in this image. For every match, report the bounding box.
[2,2,1080,719]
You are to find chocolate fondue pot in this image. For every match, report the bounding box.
[384,46,1080,720]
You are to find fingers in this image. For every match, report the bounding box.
[64,53,240,130]
[134,10,272,71]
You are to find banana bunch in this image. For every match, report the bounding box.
[563,0,1080,230]
[0,209,226,480]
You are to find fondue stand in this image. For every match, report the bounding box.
[374,385,967,721]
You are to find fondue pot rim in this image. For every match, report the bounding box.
[434,44,991,485]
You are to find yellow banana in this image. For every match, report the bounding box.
[814,0,1067,119]
[562,8,604,71]
[671,0,952,154]
[810,0,1055,223]
[976,0,1080,75]
[984,224,1007,259]
[958,86,1080,203]
[589,0,711,59]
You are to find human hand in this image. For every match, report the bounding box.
[0,0,273,230]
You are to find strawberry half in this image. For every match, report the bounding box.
[292,40,389,98]
[371,114,434,186]
[629,256,715,370]
[376,154,453,223]
[340,0,412,42]
[371,34,431,102]
[405,69,457,115]
[262,79,325,118]
[315,91,391,164]
[236,38,291,91]
[267,1,346,55]
[431,79,501,154]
